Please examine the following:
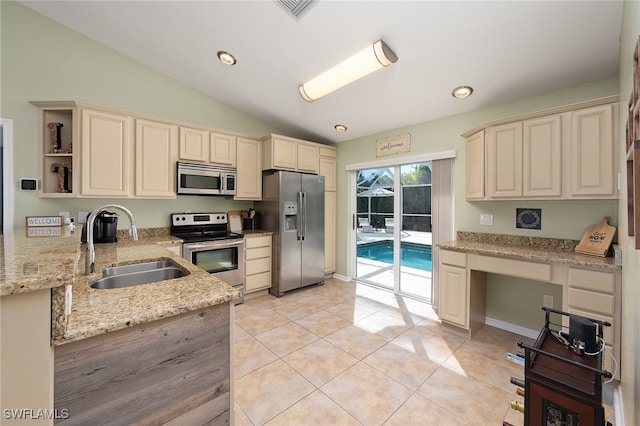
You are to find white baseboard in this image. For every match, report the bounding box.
[484,317,539,340]
[332,273,351,282]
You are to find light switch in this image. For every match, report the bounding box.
[480,214,493,226]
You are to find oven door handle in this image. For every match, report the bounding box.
[183,240,243,250]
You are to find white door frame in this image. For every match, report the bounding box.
[347,150,455,278]
[1,118,14,233]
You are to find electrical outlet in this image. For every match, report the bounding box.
[78,211,89,224]
[543,294,554,308]
[480,213,493,226]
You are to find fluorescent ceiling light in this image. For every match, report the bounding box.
[299,39,398,102]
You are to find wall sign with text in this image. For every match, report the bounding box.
[376,134,411,157]
[25,215,63,227]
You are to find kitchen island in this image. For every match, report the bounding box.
[1,226,240,425]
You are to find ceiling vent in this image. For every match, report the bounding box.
[277,0,314,18]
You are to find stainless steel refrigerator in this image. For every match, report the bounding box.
[256,170,325,296]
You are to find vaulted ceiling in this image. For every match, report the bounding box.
[20,1,624,144]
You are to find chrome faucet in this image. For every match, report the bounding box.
[85,204,138,275]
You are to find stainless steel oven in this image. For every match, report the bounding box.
[171,212,244,304]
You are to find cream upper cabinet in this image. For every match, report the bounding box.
[265,135,296,170]
[31,101,79,198]
[523,115,562,197]
[135,119,178,198]
[297,143,319,173]
[80,109,131,197]
[464,97,617,200]
[465,131,485,200]
[487,122,523,198]
[262,134,320,173]
[235,137,262,200]
[179,127,209,162]
[487,115,562,198]
[210,132,236,166]
[570,104,615,197]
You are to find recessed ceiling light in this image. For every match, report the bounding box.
[217,51,237,66]
[452,85,473,99]
[334,124,348,132]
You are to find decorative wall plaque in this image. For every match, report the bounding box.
[376,134,411,157]
[516,208,542,230]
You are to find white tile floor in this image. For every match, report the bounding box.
[232,278,615,425]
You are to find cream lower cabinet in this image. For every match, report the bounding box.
[80,109,132,197]
[235,137,262,200]
[567,266,620,376]
[135,119,178,198]
[438,250,468,328]
[244,235,272,293]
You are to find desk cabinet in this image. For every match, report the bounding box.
[567,267,620,375]
[437,248,620,379]
[244,235,272,293]
[438,250,468,328]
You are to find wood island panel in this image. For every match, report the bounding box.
[54,303,231,425]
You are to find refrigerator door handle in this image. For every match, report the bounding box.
[301,191,306,240]
[297,191,304,240]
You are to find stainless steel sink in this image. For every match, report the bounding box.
[102,260,176,277]
[91,260,188,289]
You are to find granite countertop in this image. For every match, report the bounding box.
[1,225,240,345]
[58,240,240,345]
[241,229,273,237]
[0,225,81,296]
[438,232,620,271]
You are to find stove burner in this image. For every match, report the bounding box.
[170,212,243,242]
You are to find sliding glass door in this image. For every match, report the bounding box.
[354,162,433,301]
[355,167,396,289]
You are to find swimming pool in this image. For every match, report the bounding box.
[357,241,432,272]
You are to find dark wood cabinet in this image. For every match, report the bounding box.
[517,308,611,426]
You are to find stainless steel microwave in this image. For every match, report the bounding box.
[176,161,236,196]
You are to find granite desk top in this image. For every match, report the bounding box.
[438,232,621,271]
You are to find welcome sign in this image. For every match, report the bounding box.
[376,134,411,157]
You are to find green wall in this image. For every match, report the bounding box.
[337,77,619,332]
[0,1,279,229]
